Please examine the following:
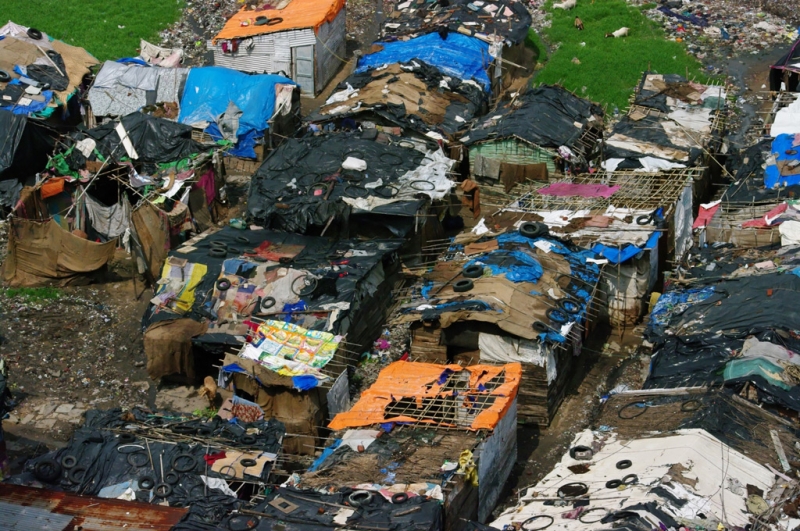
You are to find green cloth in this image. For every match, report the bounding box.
[723,358,791,390]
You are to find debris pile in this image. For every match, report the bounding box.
[158,0,240,66]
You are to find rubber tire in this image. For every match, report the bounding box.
[165,471,180,485]
[138,476,156,490]
[0,70,11,83]
[392,492,408,504]
[239,434,257,446]
[348,489,374,507]
[216,279,232,291]
[453,279,474,293]
[236,236,250,244]
[154,483,173,498]
[260,297,276,311]
[546,307,569,325]
[210,241,227,249]
[558,297,581,315]
[680,399,701,412]
[520,515,554,531]
[127,452,149,468]
[210,248,227,258]
[556,482,588,498]
[605,479,622,489]
[27,28,43,40]
[463,264,483,278]
[118,432,136,444]
[68,466,87,484]
[61,455,77,470]
[172,454,198,473]
[532,321,549,333]
[255,16,268,25]
[622,474,638,485]
[34,458,62,482]
[171,425,197,435]
[197,427,214,437]
[569,445,592,460]
[240,458,258,468]
[615,459,632,469]
[636,214,653,225]
[519,221,548,239]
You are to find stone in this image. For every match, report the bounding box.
[38,403,57,416]
[55,404,74,414]
[20,413,35,425]
[37,418,57,429]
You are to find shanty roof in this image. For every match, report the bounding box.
[382,0,532,45]
[328,361,521,431]
[0,22,97,111]
[0,483,187,531]
[309,61,486,137]
[490,428,779,531]
[213,0,345,41]
[87,61,189,118]
[463,85,604,148]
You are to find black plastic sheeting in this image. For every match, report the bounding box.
[84,112,212,165]
[381,0,532,45]
[143,227,402,337]
[770,37,800,91]
[633,72,700,114]
[604,114,703,163]
[307,60,487,137]
[720,139,800,203]
[8,408,285,530]
[645,269,800,412]
[26,52,69,91]
[0,110,56,182]
[463,85,602,149]
[248,133,430,233]
[217,486,442,531]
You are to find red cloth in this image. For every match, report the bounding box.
[693,202,720,229]
[194,168,216,205]
[204,451,226,465]
[741,203,788,228]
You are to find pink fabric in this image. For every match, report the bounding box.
[537,183,620,198]
[194,168,216,205]
[741,203,788,228]
[693,203,720,229]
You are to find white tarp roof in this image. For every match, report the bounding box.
[491,428,793,531]
[771,95,800,138]
[88,61,188,118]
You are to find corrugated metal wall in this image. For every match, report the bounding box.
[314,7,347,94]
[469,138,558,176]
[210,28,316,79]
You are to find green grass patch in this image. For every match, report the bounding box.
[525,28,548,69]
[533,0,709,111]
[3,0,184,61]
[1,287,62,302]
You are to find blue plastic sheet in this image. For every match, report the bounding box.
[765,134,800,189]
[178,67,295,156]
[592,230,661,264]
[308,439,342,472]
[0,81,53,115]
[649,286,715,327]
[204,123,260,159]
[466,250,543,283]
[356,33,492,91]
[292,375,319,391]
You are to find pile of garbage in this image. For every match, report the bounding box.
[158,0,241,66]
[643,0,798,62]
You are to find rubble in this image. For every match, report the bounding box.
[158,0,240,66]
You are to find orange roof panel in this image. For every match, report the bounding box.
[328,361,521,431]
[214,0,345,42]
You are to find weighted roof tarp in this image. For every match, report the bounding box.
[213,0,345,41]
[356,32,492,91]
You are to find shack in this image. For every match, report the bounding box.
[770,35,800,92]
[462,85,603,183]
[87,61,189,122]
[292,361,520,530]
[210,0,346,96]
[0,110,57,213]
[247,131,455,265]
[390,229,600,425]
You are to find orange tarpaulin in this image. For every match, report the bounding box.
[328,361,521,431]
[213,0,345,42]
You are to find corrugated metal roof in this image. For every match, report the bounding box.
[0,500,73,531]
[0,484,187,531]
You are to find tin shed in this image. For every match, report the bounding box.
[210,0,346,96]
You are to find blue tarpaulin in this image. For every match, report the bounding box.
[355,32,492,91]
[649,286,715,327]
[178,67,295,158]
[592,230,661,264]
[466,250,544,283]
[765,134,800,189]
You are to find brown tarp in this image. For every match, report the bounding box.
[143,318,209,380]
[1,218,116,287]
[131,202,168,282]
[500,162,549,192]
[221,353,323,456]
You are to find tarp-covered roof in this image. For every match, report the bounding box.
[86,112,211,164]
[213,0,345,41]
[772,36,800,74]
[88,61,188,118]
[178,66,295,143]
[356,32,492,91]
[309,60,486,137]
[382,0,532,45]
[0,21,98,110]
[463,85,603,147]
[0,110,26,175]
[328,361,521,431]
[248,132,454,233]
